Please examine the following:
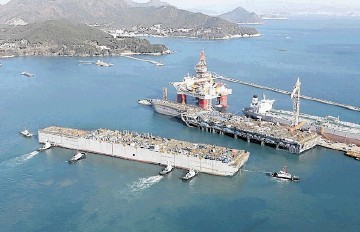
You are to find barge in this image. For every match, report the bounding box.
[38,126,250,176]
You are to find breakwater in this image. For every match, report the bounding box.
[121,55,164,66]
[213,73,360,112]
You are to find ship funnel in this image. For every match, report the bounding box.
[251,95,259,105]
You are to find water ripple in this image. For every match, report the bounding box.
[0,151,39,169]
[119,175,163,200]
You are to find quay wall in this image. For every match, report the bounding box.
[39,131,248,176]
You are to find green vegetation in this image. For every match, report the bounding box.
[0,0,258,37]
[0,20,168,57]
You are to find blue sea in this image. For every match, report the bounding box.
[1,17,360,232]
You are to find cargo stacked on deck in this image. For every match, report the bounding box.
[38,126,250,176]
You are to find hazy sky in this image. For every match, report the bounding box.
[1,0,359,13]
[134,0,360,13]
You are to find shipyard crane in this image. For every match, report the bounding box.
[291,78,301,126]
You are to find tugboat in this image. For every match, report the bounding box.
[182,169,197,181]
[68,151,86,164]
[20,128,33,138]
[159,164,173,175]
[38,141,52,151]
[138,99,152,106]
[269,166,300,181]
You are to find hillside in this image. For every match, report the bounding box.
[0,20,168,57]
[0,0,258,37]
[125,0,169,8]
[219,7,262,24]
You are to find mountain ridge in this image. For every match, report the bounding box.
[0,0,258,37]
[219,7,262,24]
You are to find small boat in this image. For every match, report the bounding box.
[21,71,34,77]
[182,169,197,181]
[95,60,113,67]
[38,141,52,151]
[159,164,173,175]
[20,129,33,138]
[268,166,300,181]
[138,99,152,106]
[68,151,86,163]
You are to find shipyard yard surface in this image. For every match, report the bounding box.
[1,18,360,232]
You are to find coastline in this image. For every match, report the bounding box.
[0,32,263,59]
[0,51,171,59]
[218,33,262,40]
[114,33,261,40]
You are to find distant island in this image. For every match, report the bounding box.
[0,0,259,39]
[219,7,263,25]
[0,20,169,58]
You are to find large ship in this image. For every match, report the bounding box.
[152,51,232,117]
[243,80,360,146]
[152,99,198,117]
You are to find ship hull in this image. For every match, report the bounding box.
[152,101,183,117]
[243,108,360,145]
[243,108,292,125]
[320,131,360,146]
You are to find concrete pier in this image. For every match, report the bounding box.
[38,126,250,176]
[317,138,360,159]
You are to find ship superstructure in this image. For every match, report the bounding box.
[171,51,232,110]
[243,79,360,145]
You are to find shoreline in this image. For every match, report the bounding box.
[116,33,261,40]
[0,52,171,59]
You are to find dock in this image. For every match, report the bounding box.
[212,73,360,112]
[180,108,320,154]
[121,55,164,66]
[150,99,360,156]
[38,126,250,176]
[317,138,360,160]
[149,99,320,154]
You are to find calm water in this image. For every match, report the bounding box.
[1,17,360,232]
